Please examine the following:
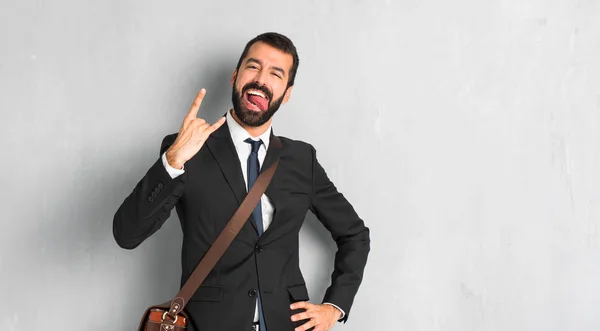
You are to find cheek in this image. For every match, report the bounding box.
[235,78,246,91]
[271,82,287,98]
[235,72,253,88]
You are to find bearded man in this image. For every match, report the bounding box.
[113,32,370,331]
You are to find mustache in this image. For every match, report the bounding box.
[241,82,272,101]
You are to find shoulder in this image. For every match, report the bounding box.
[277,135,316,156]
[276,136,323,174]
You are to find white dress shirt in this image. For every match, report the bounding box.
[161,109,345,322]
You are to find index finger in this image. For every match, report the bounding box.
[185,88,206,121]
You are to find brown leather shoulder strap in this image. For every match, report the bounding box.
[166,136,282,318]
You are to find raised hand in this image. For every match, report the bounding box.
[165,89,226,169]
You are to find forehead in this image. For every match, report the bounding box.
[243,41,293,73]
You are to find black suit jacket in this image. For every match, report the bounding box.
[113,121,370,331]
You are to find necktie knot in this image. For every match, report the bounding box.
[245,138,263,154]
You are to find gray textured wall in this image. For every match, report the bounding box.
[2,0,600,330]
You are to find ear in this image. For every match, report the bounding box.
[230,70,238,86]
[282,86,294,104]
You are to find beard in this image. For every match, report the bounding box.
[231,81,285,127]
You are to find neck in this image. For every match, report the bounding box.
[230,109,272,138]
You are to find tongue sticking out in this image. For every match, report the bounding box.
[248,94,268,111]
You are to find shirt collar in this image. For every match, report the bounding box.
[226,109,271,149]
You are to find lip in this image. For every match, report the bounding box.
[243,92,263,112]
[243,89,270,112]
[246,89,269,100]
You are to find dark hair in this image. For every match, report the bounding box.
[235,32,299,88]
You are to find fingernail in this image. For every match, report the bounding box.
[290,305,294,309]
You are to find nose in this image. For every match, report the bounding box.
[254,68,269,85]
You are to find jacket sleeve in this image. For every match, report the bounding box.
[112,133,185,249]
[308,145,371,323]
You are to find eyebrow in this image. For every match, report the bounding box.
[246,57,286,76]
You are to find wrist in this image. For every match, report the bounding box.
[327,305,342,320]
[166,149,184,170]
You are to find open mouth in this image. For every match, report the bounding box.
[243,89,270,112]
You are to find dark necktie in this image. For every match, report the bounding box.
[245,138,264,234]
[244,138,267,331]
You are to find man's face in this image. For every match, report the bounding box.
[231,41,294,127]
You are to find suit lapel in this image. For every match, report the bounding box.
[262,131,282,176]
[262,132,282,205]
[206,119,284,238]
[206,123,260,243]
[205,121,247,206]
[260,133,283,238]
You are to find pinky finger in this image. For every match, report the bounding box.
[207,116,226,134]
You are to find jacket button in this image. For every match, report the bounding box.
[248,289,257,297]
[151,191,158,197]
[148,197,155,202]
[255,245,263,253]
[154,187,161,193]
[157,182,164,189]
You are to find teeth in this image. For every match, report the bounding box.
[247,90,266,98]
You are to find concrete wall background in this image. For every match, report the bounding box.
[1,0,599,330]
